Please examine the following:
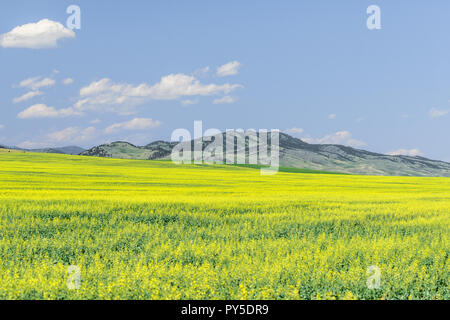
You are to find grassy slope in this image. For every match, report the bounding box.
[232,163,345,175]
[0,152,448,299]
[0,148,26,154]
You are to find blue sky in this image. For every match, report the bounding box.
[1,0,449,161]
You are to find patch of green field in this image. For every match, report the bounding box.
[0,148,25,154]
[0,152,448,300]
[232,163,345,175]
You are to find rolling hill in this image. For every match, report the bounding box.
[80,132,450,177]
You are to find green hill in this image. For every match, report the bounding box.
[81,132,450,177]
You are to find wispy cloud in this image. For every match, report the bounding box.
[105,118,161,134]
[17,141,50,149]
[13,91,42,103]
[213,96,235,104]
[19,126,97,149]
[284,127,304,135]
[181,99,198,106]
[429,107,449,118]
[193,66,210,77]
[63,78,74,85]
[18,76,55,90]
[17,104,81,119]
[302,131,366,147]
[216,61,241,77]
[387,149,423,157]
[47,127,96,143]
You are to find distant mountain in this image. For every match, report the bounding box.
[81,132,450,177]
[30,146,86,155]
[81,141,177,160]
[0,145,85,155]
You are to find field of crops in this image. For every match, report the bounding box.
[0,150,448,300]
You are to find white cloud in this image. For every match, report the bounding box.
[193,66,210,77]
[302,131,366,148]
[105,118,161,134]
[387,149,423,157]
[63,78,74,85]
[284,127,304,135]
[328,113,336,120]
[17,141,49,149]
[0,125,4,130]
[47,126,96,144]
[90,119,101,124]
[181,99,198,106]
[17,104,81,119]
[19,76,55,90]
[75,74,242,114]
[147,74,241,99]
[13,91,42,103]
[216,61,241,77]
[213,95,235,104]
[0,19,75,49]
[429,108,449,118]
[18,126,96,148]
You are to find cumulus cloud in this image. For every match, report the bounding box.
[387,149,423,157]
[302,131,366,148]
[63,78,74,85]
[328,114,336,120]
[284,127,304,135]
[0,19,75,49]
[13,91,42,103]
[216,61,241,77]
[105,118,161,134]
[213,96,235,104]
[429,107,449,118]
[0,124,4,130]
[75,74,242,114]
[19,76,55,90]
[17,104,81,119]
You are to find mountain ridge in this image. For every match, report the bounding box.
[0,145,85,155]
[80,132,450,177]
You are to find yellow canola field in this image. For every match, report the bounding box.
[0,152,448,299]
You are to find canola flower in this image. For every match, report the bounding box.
[0,150,448,300]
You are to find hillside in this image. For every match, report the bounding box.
[81,141,177,160]
[30,146,86,155]
[80,132,450,177]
